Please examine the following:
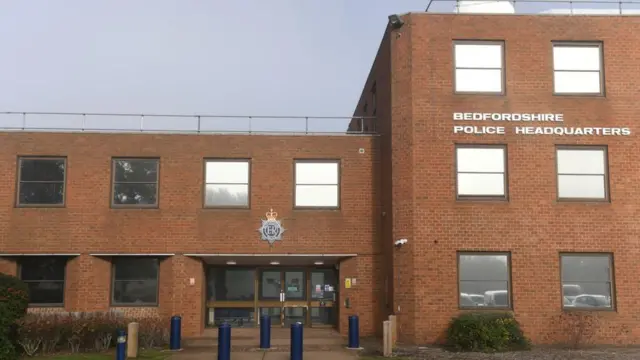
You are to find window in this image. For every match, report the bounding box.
[112,257,159,306]
[561,253,614,310]
[17,157,66,206]
[556,146,608,200]
[204,159,250,208]
[19,257,67,306]
[294,160,340,208]
[454,41,504,94]
[455,145,507,199]
[553,42,604,95]
[458,252,511,309]
[112,158,159,207]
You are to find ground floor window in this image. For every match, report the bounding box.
[111,257,159,306]
[561,253,614,309]
[458,252,511,309]
[19,256,67,306]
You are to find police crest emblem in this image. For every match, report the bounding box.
[258,208,285,245]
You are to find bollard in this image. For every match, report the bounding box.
[126,322,139,358]
[347,315,360,349]
[290,322,303,360]
[217,322,231,360]
[169,315,182,350]
[115,329,127,360]
[260,315,271,349]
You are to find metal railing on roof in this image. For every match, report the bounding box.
[425,0,640,15]
[0,111,377,136]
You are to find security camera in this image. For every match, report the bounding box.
[388,14,405,29]
[394,238,408,247]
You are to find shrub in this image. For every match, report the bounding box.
[0,273,29,360]
[445,312,530,352]
[15,311,170,356]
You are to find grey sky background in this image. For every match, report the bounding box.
[0,0,428,132]
[0,0,632,133]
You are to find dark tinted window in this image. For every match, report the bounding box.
[112,159,159,206]
[18,157,66,206]
[112,257,159,305]
[19,257,66,305]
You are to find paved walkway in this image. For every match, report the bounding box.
[171,350,360,360]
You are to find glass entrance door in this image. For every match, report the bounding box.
[258,269,308,327]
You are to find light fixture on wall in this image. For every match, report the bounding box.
[226,260,236,265]
[270,261,280,265]
[314,261,324,265]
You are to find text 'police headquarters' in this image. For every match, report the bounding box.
[452,112,631,136]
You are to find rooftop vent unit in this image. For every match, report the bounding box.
[456,0,516,13]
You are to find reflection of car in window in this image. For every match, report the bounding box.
[563,296,574,307]
[460,293,476,307]
[562,284,583,302]
[484,290,508,307]
[573,294,610,308]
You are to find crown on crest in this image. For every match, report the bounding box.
[265,208,278,220]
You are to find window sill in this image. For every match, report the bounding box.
[552,93,605,98]
[15,204,66,209]
[562,307,616,312]
[556,198,610,204]
[458,306,513,311]
[293,207,341,211]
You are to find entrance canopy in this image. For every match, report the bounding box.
[184,253,356,266]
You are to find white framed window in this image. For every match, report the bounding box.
[294,160,340,208]
[455,145,507,199]
[204,159,250,208]
[556,146,608,200]
[561,253,614,310]
[553,42,603,95]
[454,41,504,94]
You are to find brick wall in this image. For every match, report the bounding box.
[0,132,379,337]
[386,13,640,345]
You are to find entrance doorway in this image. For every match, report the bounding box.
[205,266,338,328]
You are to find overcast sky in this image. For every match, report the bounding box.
[0,0,427,127]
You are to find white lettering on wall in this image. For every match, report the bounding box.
[453,112,564,122]
[452,112,631,136]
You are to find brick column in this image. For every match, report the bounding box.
[170,255,204,337]
[0,258,17,275]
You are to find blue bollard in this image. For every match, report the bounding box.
[348,315,360,349]
[290,322,303,360]
[170,315,182,350]
[260,315,271,349]
[217,322,231,360]
[115,329,126,360]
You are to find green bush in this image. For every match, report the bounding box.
[0,273,30,360]
[445,312,530,352]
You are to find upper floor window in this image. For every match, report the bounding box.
[561,253,614,310]
[112,158,159,207]
[455,145,507,200]
[458,252,511,309]
[17,157,66,207]
[294,160,340,209]
[453,40,504,94]
[19,256,67,306]
[112,257,159,306]
[552,42,604,95]
[204,159,250,208]
[556,146,608,201]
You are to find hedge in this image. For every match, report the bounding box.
[0,273,30,360]
[445,312,530,352]
[15,312,171,356]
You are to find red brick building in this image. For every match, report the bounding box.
[2,3,640,346]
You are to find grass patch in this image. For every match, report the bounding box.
[27,349,170,359]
